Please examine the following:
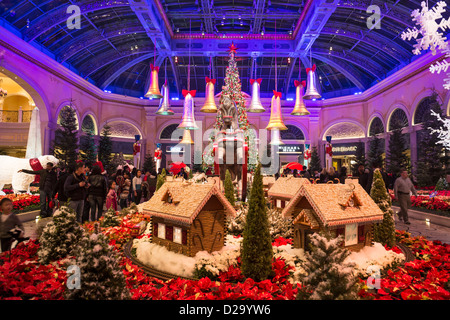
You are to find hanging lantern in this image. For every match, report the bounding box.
[178,89,198,130]
[303,64,321,100]
[247,78,265,113]
[266,91,287,131]
[179,129,194,144]
[145,64,163,99]
[291,80,310,116]
[156,81,174,115]
[200,77,218,113]
[270,128,285,145]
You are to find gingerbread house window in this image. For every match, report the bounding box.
[157,223,166,239]
[174,227,182,244]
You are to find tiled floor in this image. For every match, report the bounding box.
[21,206,450,244]
[392,208,450,244]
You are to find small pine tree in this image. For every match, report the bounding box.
[100,208,120,228]
[435,177,449,191]
[386,119,410,178]
[79,131,97,167]
[241,163,273,281]
[52,106,79,169]
[98,124,113,173]
[143,153,156,174]
[38,205,85,264]
[352,142,367,176]
[155,168,166,191]
[309,146,321,174]
[415,94,445,187]
[297,232,360,300]
[65,224,131,300]
[367,135,384,168]
[224,169,236,206]
[371,169,396,248]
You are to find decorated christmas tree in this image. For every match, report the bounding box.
[241,163,273,281]
[297,232,359,300]
[51,105,79,169]
[98,123,113,173]
[371,169,396,248]
[386,119,410,178]
[224,169,236,206]
[415,93,445,187]
[38,205,85,264]
[65,224,130,300]
[367,135,384,168]
[79,131,97,167]
[309,146,321,174]
[203,43,258,171]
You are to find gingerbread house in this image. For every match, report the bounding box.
[267,177,311,210]
[142,181,236,257]
[281,182,384,252]
[262,176,276,197]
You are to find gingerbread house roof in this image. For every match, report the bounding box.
[282,182,383,227]
[267,177,311,199]
[142,181,236,225]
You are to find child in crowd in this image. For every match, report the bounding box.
[0,198,25,252]
[119,175,131,209]
[106,180,118,211]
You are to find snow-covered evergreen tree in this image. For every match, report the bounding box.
[38,205,85,264]
[268,209,292,240]
[297,232,360,300]
[371,169,396,248]
[100,208,120,228]
[65,224,131,300]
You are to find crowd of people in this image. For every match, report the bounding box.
[17,161,158,224]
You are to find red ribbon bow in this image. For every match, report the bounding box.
[205,77,216,85]
[273,90,282,98]
[182,89,197,97]
[306,64,316,74]
[294,80,306,87]
[250,78,262,85]
[150,64,159,72]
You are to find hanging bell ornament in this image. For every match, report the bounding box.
[200,77,218,113]
[291,80,310,116]
[247,78,265,113]
[156,80,174,115]
[303,64,321,100]
[266,91,287,131]
[145,64,163,99]
[270,128,285,145]
[179,129,194,145]
[178,90,198,130]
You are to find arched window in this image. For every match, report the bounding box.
[106,120,141,139]
[160,123,184,140]
[57,105,79,129]
[414,96,440,125]
[369,117,384,136]
[81,115,97,135]
[280,125,305,140]
[323,122,365,140]
[388,108,408,131]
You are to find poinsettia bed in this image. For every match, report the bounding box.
[0,210,449,300]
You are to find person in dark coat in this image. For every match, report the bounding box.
[87,165,107,221]
[64,162,89,223]
[18,162,57,218]
[338,166,348,184]
[357,164,373,194]
[54,167,70,207]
